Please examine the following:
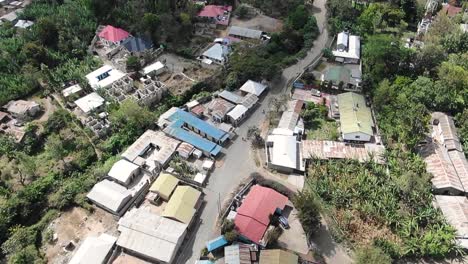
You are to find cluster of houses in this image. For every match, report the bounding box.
[92,25,160,62]
[266,91,385,174]
[73,128,207,263]
[59,25,169,138]
[419,112,468,248]
[195,4,270,68]
[0,99,41,142]
[68,77,270,263]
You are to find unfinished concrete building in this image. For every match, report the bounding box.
[108,76,166,106]
[84,114,111,138]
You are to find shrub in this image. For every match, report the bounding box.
[224,230,239,243]
[265,226,283,248]
[200,247,208,256]
[235,4,250,19]
[221,220,235,234]
[293,191,322,236]
[355,246,392,264]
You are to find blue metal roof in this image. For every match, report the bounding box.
[166,108,228,142]
[206,235,228,252]
[164,124,222,156]
[123,36,153,52]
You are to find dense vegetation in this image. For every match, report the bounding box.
[296,0,468,262]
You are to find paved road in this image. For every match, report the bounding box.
[177,0,353,262]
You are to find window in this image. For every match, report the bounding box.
[355,135,360,139]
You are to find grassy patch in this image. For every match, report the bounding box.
[307,120,339,140]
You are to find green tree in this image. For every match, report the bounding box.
[36,18,59,48]
[246,126,264,148]
[235,4,249,19]
[126,56,141,72]
[362,34,405,89]
[301,102,328,129]
[293,191,322,236]
[7,245,43,264]
[455,109,468,156]
[45,134,68,166]
[13,152,37,186]
[1,226,37,256]
[288,5,308,30]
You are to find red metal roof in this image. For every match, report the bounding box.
[98,25,130,43]
[198,5,232,18]
[234,185,288,242]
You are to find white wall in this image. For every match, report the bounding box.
[342,132,371,142]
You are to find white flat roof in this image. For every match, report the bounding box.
[68,234,117,264]
[227,105,248,120]
[108,159,139,184]
[194,173,207,184]
[62,84,83,97]
[239,80,267,96]
[333,35,360,60]
[14,19,33,28]
[143,61,165,75]
[86,65,126,90]
[117,207,187,263]
[186,100,200,109]
[74,92,105,114]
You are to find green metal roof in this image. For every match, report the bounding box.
[337,92,374,135]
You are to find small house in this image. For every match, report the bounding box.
[142,61,166,77]
[86,65,126,90]
[227,105,248,126]
[197,5,232,28]
[199,43,230,66]
[74,92,105,116]
[228,26,263,40]
[97,25,131,47]
[4,100,41,121]
[332,31,361,64]
[239,80,267,97]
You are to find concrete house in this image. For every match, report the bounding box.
[4,100,41,121]
[333,31,361,64]
[97,25,131,47]
[199,43,230,66]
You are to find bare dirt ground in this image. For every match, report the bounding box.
[31,96,57,123]
[157,53,216,95]
[44,207,118,264]
[231,14,284,33]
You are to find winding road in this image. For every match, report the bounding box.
[176,0,353,262]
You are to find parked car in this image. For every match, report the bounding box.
[310,89,321,97]
[279,215,290,229]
